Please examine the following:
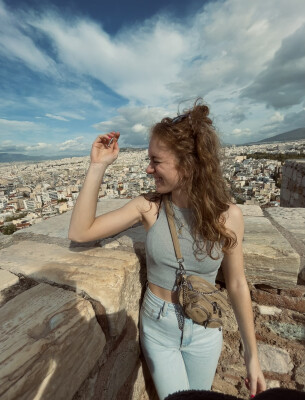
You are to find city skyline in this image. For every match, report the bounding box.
[0,0,305,157]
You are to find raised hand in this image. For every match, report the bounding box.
[90,131,120,166]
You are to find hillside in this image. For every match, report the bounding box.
[244,127,305,145]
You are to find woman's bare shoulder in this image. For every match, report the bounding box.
[130,195,160,218]
[221,204,244,245]
[221,203,244,228]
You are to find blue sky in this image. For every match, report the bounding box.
[0,0,305,157]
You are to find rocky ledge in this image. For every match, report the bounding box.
[0,201,304,399]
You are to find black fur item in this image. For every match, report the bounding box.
[164,388,305,400]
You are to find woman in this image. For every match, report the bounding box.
[68,100,266,400]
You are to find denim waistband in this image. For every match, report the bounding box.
[144,285,180,311]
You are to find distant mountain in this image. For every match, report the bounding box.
[243,127,305,145]
[0,153,87,163]
[0,148,148,163]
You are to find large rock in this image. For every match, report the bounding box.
[265,321,305,342]
[256,305,282,316]
[264,207,305,280]
[0,241,142,336]
[238,204,264,217]
[0,232,13,249]
[0,269,19,306]
[251,288,305,313]
[0,283,105,400]
[264,207,305,246]
[243,216,300,288]
[13,199,130,241]
[0,269,19,291]
[257,343,293,374]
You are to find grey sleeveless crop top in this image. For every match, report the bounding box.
[146,201,224,291]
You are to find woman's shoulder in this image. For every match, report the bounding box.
[129,194,160,215]
[221,202,244,228]
[222,203,244,232]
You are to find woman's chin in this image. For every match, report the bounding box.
[155,186,170,194]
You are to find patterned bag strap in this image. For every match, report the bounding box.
[164,195,185,273]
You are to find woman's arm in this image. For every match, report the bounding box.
[68,132,145,242]
[221,204,266,397]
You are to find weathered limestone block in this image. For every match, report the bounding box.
[264,207,305,246]
[264,207,305,279]
[295,361,305,387]
[266,380,281,389]
[101,225,146,257]
[243,216,300,288]
[265,321,305,341]
[0,269,19,291]
[0,269,19,305]
[257,343,293,374]
[75,312,141,400]
[256,305,282,316]
[281,188,290,202]
[281,160,305,207]
[13,200,130,241]
[237,204,264,217]
[212,374,239,396]
[129,360,157,400]
[280,286,305,297]
[0,232,13,249]
[252,289,305,313]
[0,241,142,336]
[0,283,105,400]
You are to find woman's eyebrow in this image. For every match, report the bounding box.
[148,155,162,160]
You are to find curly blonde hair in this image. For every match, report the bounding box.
[144,98,237,260]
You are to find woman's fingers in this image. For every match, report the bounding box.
[94,132,120,148]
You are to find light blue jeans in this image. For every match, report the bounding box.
[140,286,223,400]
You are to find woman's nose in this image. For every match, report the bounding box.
[146,162,154,174]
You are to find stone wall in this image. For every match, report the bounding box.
[0,201,304,399]
[280,159,305,207]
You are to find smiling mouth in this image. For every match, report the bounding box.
[154,177,163,184]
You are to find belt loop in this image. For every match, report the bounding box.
[161,302,168,317]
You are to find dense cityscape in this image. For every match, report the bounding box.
[0,139,304,234]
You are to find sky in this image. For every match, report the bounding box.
[0,0,305,157]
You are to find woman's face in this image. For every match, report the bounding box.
[146,135,181,194]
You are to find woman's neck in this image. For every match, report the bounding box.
[170,190,189,208]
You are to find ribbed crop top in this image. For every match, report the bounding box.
[146,201,224,291]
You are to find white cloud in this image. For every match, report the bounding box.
[25,142,53,151]
[241,24,305,108]
[258,107,305,136]
[170,0,305,102]
[0,1,57,76]
[59,111,85,120]
[29,13,189,104]
[0,118,41,132]
[132,123,146,133]
[58,136,87,151]
[93,105,170,146]
[232,128,252,137]
[45,113,69,121]
[270,112,284,123]
[2,0,305,109]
